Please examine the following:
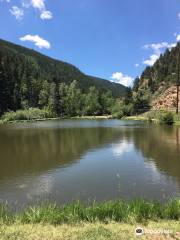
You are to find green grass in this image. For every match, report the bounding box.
[0,200,179,240]
[125,111,180,125]
[0,199,179,225]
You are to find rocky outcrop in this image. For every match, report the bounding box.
[152,86,180,111]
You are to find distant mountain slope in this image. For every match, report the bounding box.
[0,39,126,93]
[0,39,127,115]
[133,42,180,109]
[87,75,125,97]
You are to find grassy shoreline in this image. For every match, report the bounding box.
[0,199,179,239]
[0,116,112,125]
[124,116,180,125]
[124,110,180,125]
[0,108,180,125]
[1,199,179,225]
[0,114,113,125]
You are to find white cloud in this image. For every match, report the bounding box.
[21,0,53,20]
[20,34,51,49]
[31,0,45,11]
[143,41,176,66]
[143,54,159,66]
[176,34,180,42]
[135,63,139,67]
[30,0,53,20]
[143,42,176,55]
[40,10,52,19]
[9,6,24,20]
[111,72,133,87]
[178,13,180,20]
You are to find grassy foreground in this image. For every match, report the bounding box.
[0,200,179,239]
[0,221,180,240]
[1,199,179,225]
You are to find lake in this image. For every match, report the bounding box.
[0,119,179,208]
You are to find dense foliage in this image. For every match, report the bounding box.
[0,39,126,116]
[112,87,150,118]
[158,111,174,125]
[1,80,115,118]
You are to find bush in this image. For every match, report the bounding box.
[112,100,133,119]
[158,111,174,125]
[1,108,53,122]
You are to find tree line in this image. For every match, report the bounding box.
[38,80,114,117]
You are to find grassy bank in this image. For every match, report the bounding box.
[1,199,179,225]
[0,221,180,240]
[125,111,180,125]
[72,115,112,120]
[0,108,53,124]
[1,108,180,125]
[0,108,113,124]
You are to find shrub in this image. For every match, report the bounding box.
[158,111,174,125]
[1,108,53,122]
[112,100,133,119]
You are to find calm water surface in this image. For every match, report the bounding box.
[0,119,179,208]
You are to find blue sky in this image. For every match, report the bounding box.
[1,0,180,86]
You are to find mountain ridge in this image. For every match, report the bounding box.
[0,39,126,96]
[0,38,127,115]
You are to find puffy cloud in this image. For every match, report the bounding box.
[31,0,45,11]
[30,0,53,20]
[111,72,133,87]
[143,41,176,66]
[143,54,159,66]
[135,63,139,67]
[20,0,53,20]
[176,34,180,42]
[9,6,24,20]
[143,42,176,55]
[20,34,51,49]
[40,10,53,19]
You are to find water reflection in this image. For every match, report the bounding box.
[0,125,121,180]
[0,120,179,206]
[131,126,180,184]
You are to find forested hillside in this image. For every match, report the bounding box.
[0,39,126,116]
[133,43,180,108]
[112,42,180,117]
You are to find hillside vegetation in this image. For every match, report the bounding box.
[115,42,180,121]
[0,39,126,116]
[133,43,180,110]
